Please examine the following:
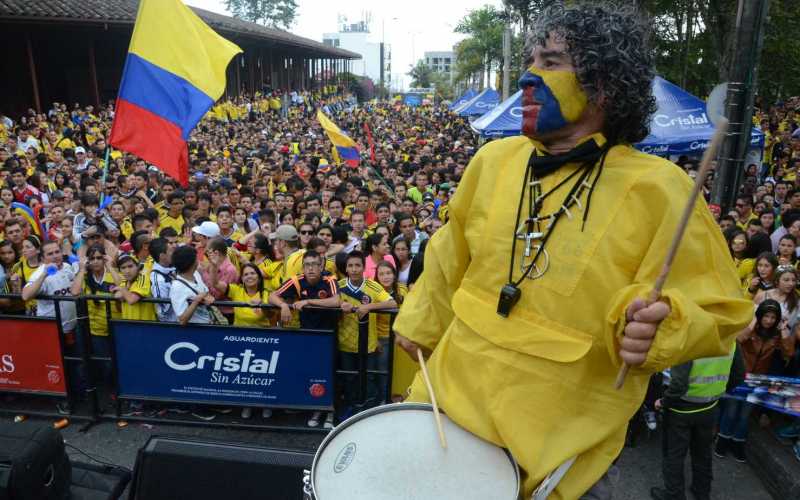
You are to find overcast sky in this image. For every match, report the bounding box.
[185,0,503,89]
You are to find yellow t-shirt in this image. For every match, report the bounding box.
[120,219,133,241]
[14,257,40,313]
[228,284,270,327]
[337,278,392,353]
[120,273,156,321]
[159,213,185,236]
[255,258,283,292]
[82,272,119,337]
[377,284,407,339]
[279,249,305,283]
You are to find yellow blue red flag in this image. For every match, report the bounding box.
[317,110,360,167]
[109,0,241,185]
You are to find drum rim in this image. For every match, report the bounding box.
[310,402,520,499]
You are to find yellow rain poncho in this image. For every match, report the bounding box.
[394,133,752,499]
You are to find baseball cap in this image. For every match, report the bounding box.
[422,192,435,203]
[51,190,65,199]
[270,224,298,242]
[191,221,220,238]
[75,146,86,154]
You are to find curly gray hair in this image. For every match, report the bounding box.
[526,2,657,145]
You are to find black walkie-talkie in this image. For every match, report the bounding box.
[497,283,521,317]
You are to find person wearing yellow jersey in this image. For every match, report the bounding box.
[338,250,396,412]
[392,5,751,498]
[734,195,758,230]
[159,191,185,236]
[113,254,156,321]
[70,245,121,380]
[727,229,755,289]
[11,236,42,315]
[272,224,305,284]
[373,260,412,401]
[209,262,270,328]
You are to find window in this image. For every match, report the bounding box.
[444,58,451,64]
[433,57,439,64]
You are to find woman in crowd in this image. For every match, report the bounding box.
[363,232,395,280]
[755,266,800,327]
[776,234,798,267]
[727,229,755,286]
[391,238,413,286]
[0,240,24,314]
[70,244,120,379]
[298,222,315,249]
[715,299,796,462]
[12,236,42,315]
[374,260,408,402]
[745,252,778,300]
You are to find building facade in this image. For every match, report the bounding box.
[322,21,389,88]
[423,51,455,84]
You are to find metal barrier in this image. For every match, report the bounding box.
[0,292,404,433]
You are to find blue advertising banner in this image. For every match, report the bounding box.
[112,321,335,409]
[403,94,422,107]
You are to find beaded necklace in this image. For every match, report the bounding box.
[497,141,610,317]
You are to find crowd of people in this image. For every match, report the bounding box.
[0,87,477,426]
[646,96,800,480]
[2,80,799,481]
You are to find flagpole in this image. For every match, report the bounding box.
[100,145,111,205]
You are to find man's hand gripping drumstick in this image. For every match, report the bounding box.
[615,118,729,389]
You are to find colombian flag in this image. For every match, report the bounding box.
[11,202,44,241]
[109,0,241,185]
[317,110,360,167]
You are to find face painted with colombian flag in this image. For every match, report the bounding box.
[518,65,589,138]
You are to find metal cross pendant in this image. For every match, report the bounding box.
[516,229,550,279]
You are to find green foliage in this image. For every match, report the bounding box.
[224,0,298,30]
[408,61,435,88]
[640,0,800,103]
[430,72,455,100]
[453,6,505,89]
[451,1,800,103]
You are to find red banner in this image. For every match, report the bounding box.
[0,318,67,395]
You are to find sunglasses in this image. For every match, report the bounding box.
[300,230,314,235]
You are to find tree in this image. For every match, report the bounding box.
[639,0,800,104]
[408,61,435,88]
[430,72,455,100]
[224,0,298,30]
[502,0,548,43]
[454,6,504,89]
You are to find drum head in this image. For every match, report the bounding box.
[312,403,519,500]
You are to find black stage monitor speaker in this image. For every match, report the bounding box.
[0,421,71,500]
[128,436,314,500]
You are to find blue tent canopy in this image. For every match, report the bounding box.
[471,77,765,156]
[637,77,764,155]
[470,89,522,137]
[449,88,477,111]
[455,88,500,117]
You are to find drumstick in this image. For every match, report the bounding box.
[417,348,447,449]
[614,118,729,390]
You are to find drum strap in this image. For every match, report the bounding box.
[531,455,577,500]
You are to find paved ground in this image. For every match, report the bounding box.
[0,410,774,499]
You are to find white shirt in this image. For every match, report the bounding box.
[150,263,177,322]
[170,271,211,324]
[18,136,40,153]
[26,262,79,332]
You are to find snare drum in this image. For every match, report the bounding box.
[305,403,520,500]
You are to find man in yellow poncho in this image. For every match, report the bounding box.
[393,3,752,499]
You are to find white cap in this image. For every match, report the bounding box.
[191,221,220,238]
[75,146,86,154]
